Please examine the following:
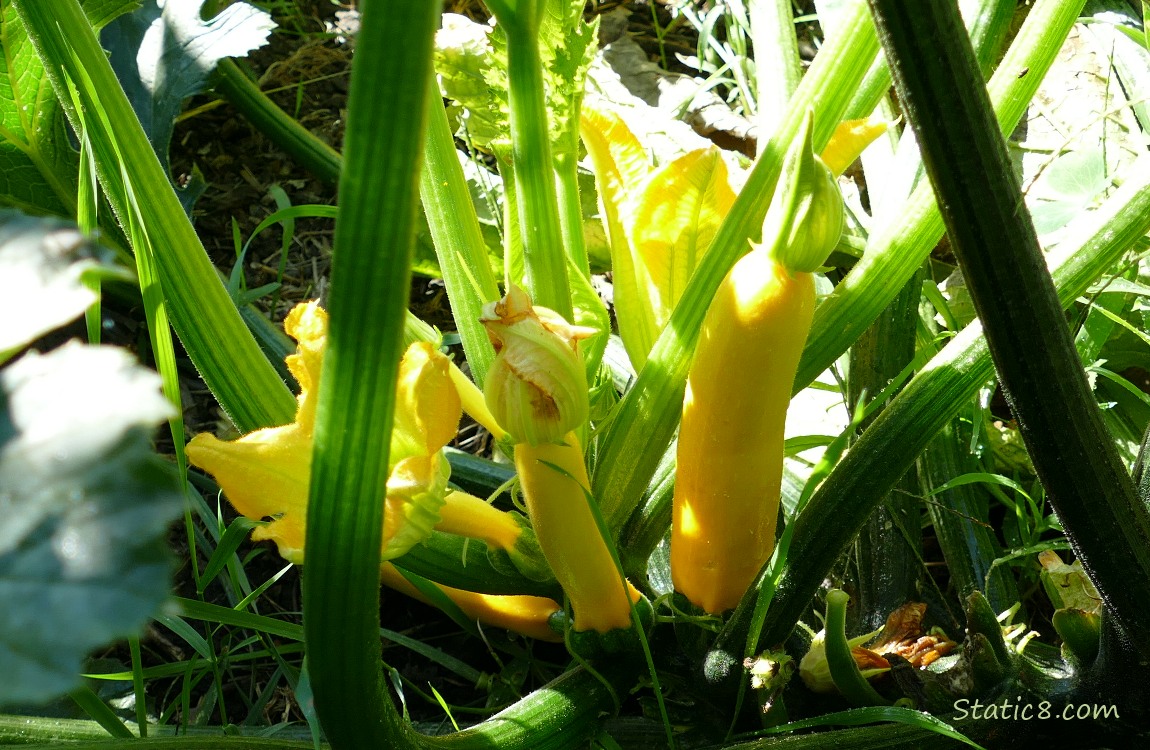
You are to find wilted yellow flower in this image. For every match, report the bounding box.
[186,301,461,563]
[799,603,957,694]
[480,285,595,445]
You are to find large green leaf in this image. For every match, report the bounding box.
[0,343,181,707]
[0,0,137,216]
[102,0,274,180]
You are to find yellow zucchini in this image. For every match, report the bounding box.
[380,563,562,642]
[436,489,523,552]
[515,433,640,633]
[481,284,642,634]
[671,112,843,614]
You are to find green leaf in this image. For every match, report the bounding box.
[541,0,598,151]
[434,14,508,151]
[0,210,125,362]
[0,3,74,215]
[1028,148,1110,236]
[0,0,137,216]
[0,343,181,707]
[102,0,274,176]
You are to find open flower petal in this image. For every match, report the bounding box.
[391,342,462,464]
[283,300,328,431]
[186,424,312,563]
[187,302,463,565]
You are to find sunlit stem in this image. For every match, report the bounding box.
[489,4,573,319]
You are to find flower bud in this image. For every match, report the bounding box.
[764,110,845,274]
[481,285,594,445]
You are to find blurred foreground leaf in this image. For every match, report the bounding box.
[0,208,180,706]
[0,210,128,363]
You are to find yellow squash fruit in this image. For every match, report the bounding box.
[515,433,640,633]
[671,112,843,614]
[480,284,641,633]
[380,563,562,642]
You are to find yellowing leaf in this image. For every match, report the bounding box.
[632,148,736,331]
[580,105,659,368]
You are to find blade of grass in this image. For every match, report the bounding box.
[128,636,148,738]
[67,686,135,740]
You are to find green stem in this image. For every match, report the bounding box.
[213,59,341,185]
[498,11,572,318]
[749,0,802,139]
[920,418,1021,614]
[870,0,1150,658]
[301,0,437,746]
[846,268,922,632]
[824,590,890,706]
[419,76,501,386]
[554,150,589,276]
[393,530,560,599]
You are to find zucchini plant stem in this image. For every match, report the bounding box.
[420,74,502,386]
[213,59,341,185]
[301,0,437,744]
[869,0,1150,658]
[555,150,590,276]
[500,16,574,319]
[847,267,923,632]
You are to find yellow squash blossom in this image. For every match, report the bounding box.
[187,301,461,564]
